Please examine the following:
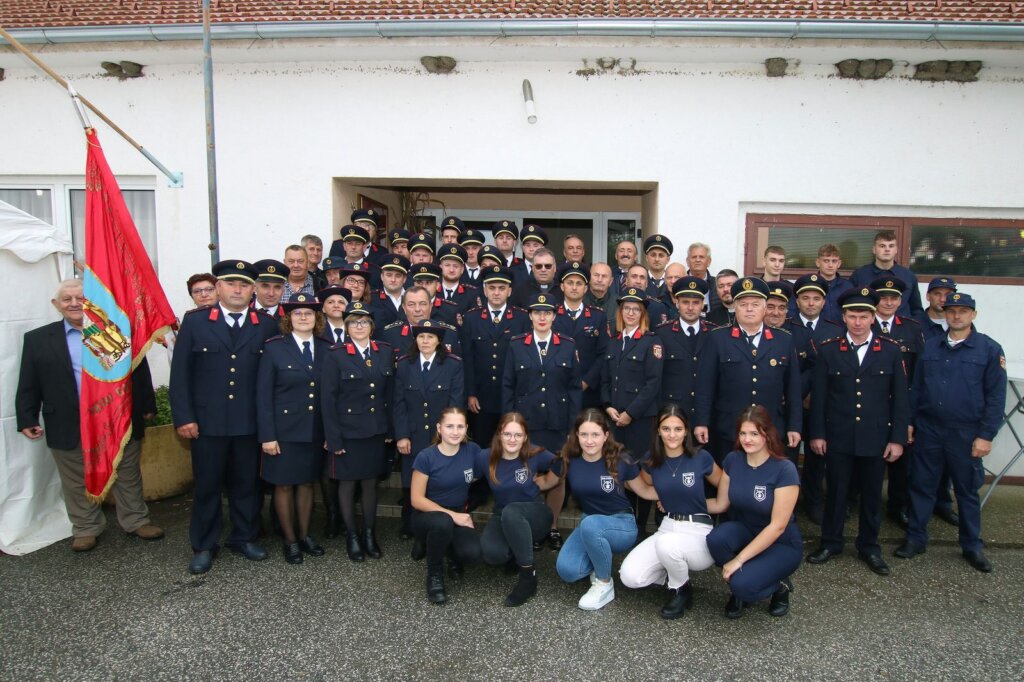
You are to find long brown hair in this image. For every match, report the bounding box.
[430,406,470,446]
[648,404,699,468]
[558,408,626,483]
[733,405,787,460]
[488,412,543,485]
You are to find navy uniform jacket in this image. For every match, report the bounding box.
[321,340,393,453]
[320,324,347,346]
[913,311,948,342]
[250,300,285,320]
[706,306,735,327]
[378,320,462,362]
[552,304,609,392]
[643,296,671,327]
[428,295,462,328]
[694,325,803,438]
[510,278,563,309]
[460,267,485,286]
[392,354,465,455]
[460,305,530,413]
[808,335,909,457]
[439,282,481,318]
[170,306,279,436]
[911,327,1007,440]
[874,316,925,381]
[256,335,330,445]
[368,288,405,329]
[848,263,924,318]
[786,278,853,325]
[782,320,818,399]
[655,319,716,418]
[502,333,582,432]
[601,330,664,419]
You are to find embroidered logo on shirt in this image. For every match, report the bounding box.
[463,469,474,483]
[682,472,695,488]
[600,475,615,493]
[754,485,767,502]
[514,468,529,485]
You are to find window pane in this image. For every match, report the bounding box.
[522,217,593,262]
[0,188,53,224]
[909,224,1024,279]
[607,219,637,265]
[69,189,158,271]
[753,225,877,271]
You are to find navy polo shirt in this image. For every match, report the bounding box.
[567,456,640,516]
[722,450,802,548]
[477,448,557,509]
[643,448,715,516]
[413,443,483,510]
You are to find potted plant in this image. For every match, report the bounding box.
[140,386,193,500]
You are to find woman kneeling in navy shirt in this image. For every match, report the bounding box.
[555,408,657,611]
[706,405,802,618]
[620,404,723,619]
[410,407,483,605]
[477,412,561,607]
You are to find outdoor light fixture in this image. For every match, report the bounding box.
[523,79,537,124]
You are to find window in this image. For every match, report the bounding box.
[0,188,54,224]
[69,189,158,269]
[745,214,1024,285]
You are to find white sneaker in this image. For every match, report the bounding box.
[578,579,615,610]
[589,572,598,586]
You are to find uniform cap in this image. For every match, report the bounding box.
[388,228,411,245]
[480,265,513,285]
[870,276,906,297]
[213,259,258,284]
[408,233,435,254]
[558,261,590,283]
[492,220,519,240]
[380,254,411,274]
[521,224,549,245]
[350,209,378,227]
[943,292,976,310]
[642,234,674,255]
[411,262,442,281]
[527,293,557,311]
[253,259,287,283]
[766,280,794,303]
[794,273,828,297]
[457,229,485,247]
[927,276,957,292]
[617,287,649,306]
[731,277,770,301]
[478,245,504,266]
[438,244,468,264]
[411,319,446,339]
[839,287,880,311]
[441,216,465,233]
[316,285,352,304]
[340,224,370,243]
[343,301,373,319]
[281,292,322,312]
[672,276,709,299]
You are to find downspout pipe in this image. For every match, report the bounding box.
[4,19,1024,45]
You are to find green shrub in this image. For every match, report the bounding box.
[146,385,173,427]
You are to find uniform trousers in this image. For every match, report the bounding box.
[885,444,954,514]
[190,434,261,551]
[412,510,482,574]
[907,422,985,552]
[707,522,802,602]
[470,410,501,449]
[556,512,638,583]
[480,500,553,567]
[50,439,151,537]
[821,453,885,556]
[619,517,714,589]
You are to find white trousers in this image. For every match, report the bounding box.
[619,516,714,589]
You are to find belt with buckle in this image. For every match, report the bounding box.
[667,513,713,526]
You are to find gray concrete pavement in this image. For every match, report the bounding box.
[2,488,1023,681]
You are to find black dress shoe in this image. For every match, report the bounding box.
[547,528,564,550]
[345,532,365,562]
[768,578,792,617]
[888,509,909,529]
[806,547,842,565]
[283,542,303,565]
[229,542,269,561]
[724,594,746,619]
[427,573,447,604]
[660,582,693,620]
[189,550,214,575]
[363,529,382,559]
[963,549,992,573]
[299,536,325,557]
[410,538,426,561]
[894,541,927,559]
[859,552,891,576]
[936,507,960,527]
[897,540,929,557]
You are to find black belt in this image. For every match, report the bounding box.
[666,513,713,526]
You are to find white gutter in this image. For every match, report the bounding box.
[4,19,1024,45]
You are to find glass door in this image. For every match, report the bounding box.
[599,212,641,265]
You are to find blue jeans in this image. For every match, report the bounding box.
[556,512,638,582]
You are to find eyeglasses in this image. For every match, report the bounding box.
[500,432,525,440]
[347,318,372,326]
[534,263,554,270]
[191,287,216,296]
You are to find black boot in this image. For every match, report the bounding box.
[363,528,382,559]
[660,581,693,620]
[768,578,793,617]
[504,566,538,607]
[427,571,447,604]
[446,552,464,580]
[725,594,746,619]
[345,531,365,562]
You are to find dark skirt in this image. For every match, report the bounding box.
[260,441,322,486]
[615,417,654,464]
[329,435,386,481]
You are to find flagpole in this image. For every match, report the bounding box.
[202,0,221,265]
[0,26,183,188]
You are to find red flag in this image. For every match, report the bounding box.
[80,128,176,501]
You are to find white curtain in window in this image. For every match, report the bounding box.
[69,189,158,270]
[0,188,53,225]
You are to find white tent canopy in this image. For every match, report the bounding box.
[0,199,75,555]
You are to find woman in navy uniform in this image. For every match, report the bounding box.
[602,287,664,534]
[503,291,583,548]
[554,409,658,610]
[620,405,723,619]
[256,293,330,564]
[322,301,394,562]
[477,412,560,607]
[393,320,466,537]
[410,407,483,604]
[706,406,802,618]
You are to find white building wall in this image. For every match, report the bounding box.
[2,38,1022,472]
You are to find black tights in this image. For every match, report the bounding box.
[338,479,378,532]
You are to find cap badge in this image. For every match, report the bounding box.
[450,247,457,254]
[267,266,276,273]
[810,275,818,281]
[573,262,580,269]
[236,262,245,269]
[861,288,870,296]
[742,279,753,291]
[886,280,894,288]
[297,294,307,302]
[447,219,455,225]
[655,235,662,241]
[952,294,961,301]
[367,210,375,216]
[688,281,697,289]
[538,295,547,303]
[502,221,509,227]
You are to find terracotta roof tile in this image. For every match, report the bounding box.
[2,1,1021,29]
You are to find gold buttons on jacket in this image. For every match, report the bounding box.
[228,395,234,400]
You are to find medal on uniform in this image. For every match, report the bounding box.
[366,359,372,367]
[751,348,757,357]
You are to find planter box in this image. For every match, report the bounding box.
[140,424,193,501]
